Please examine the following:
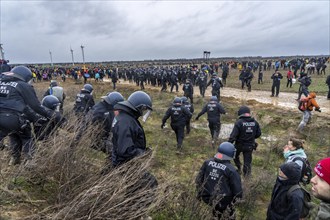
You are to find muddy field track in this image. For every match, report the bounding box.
[110,79,330,117]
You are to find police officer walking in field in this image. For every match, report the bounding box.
[111,91,153,167]
[88,92,124,153]
[72,84,95,143]
[207,73,223,101]
[182,78,194,104]
[196,142,243,219]
[195,96,226,148]
[161,97,192,150]
[73,84,95,117]
[196,69,208,97]
[33,95,67,141]
[228,106,261,177]
[181,96,194,134]
[0,66,52,165]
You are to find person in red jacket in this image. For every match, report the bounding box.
[297,92,321,132]
[287,70,294,88]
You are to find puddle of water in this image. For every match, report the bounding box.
[261,135,278,142]
[193,123,278,141]
[192,123,234,139]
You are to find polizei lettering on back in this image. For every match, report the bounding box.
[242,122,255,127]
[208,161,227,170]
[0,81,18,88]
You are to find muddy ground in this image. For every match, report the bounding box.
[116,79,330,116]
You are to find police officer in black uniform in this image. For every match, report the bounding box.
[181,96,194,134]
[161,97,192,149]
[88,92,124,153]
[0,66,51,164]
[228,106,261,177]
[182,79,194,104]
[73,83,95,116]
[207,73,223,101]
[72,84,95,143]
[111,91,152,167]
[196,142,243,219]
[170,71,179,92]
[196,69,208,97]
[195,96,226,147]
[33,95,67,141]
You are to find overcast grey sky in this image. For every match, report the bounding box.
[1,0,329,64]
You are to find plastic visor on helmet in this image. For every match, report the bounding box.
[127,91,153,122]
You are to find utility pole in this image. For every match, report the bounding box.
[81,45,85,65]
[70,46,75,66]
[49,50,53,66]
[0,44,5,60]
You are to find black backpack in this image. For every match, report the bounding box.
[292,157,313,185]
[304,76,312,86]
[287,184,312,218]
[212,78,221,90]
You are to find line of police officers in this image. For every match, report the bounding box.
[0,66,262,219]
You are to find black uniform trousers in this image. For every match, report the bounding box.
[271,83,280,96]
[234,145,253,176]
[208,120,221,139]
[211,89,220,101]
[9,126,33,159]
[171,123,185,147]
[199,85,206,97]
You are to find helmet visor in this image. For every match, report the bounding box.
[142,109,152,122]
[55,104,60,112]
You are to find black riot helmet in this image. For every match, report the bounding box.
[7,66,32,82]
[181,96,188,104]
[127,91,152,114]
[41,95,60,111]
[210,96,218,103]
[82,84,93,93]
[237,105,251,117]
[214,142,236,161]
[103,91,125,106]
[173,97,182,106]
[116,91,152,121]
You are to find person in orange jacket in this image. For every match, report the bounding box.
[297,92,321,132]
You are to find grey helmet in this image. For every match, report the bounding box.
[42,95,60,110]
[214,142,236,160]
[82,84,93,93]
[5,66,32,82]
[116,91,152,117]
[103,92,124,106]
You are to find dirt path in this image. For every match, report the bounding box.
[209,87,330,116]
[109,79,330,117]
